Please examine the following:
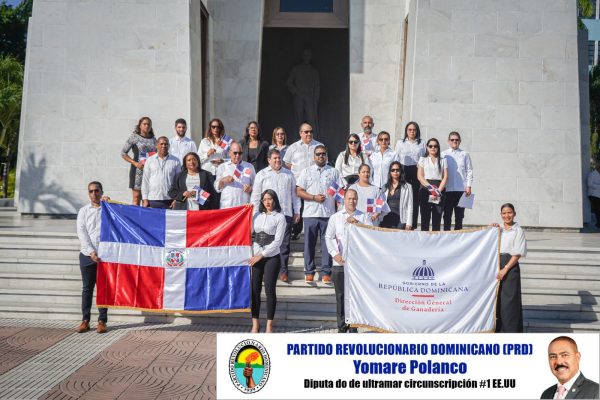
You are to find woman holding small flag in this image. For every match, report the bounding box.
[199,118,229,177]
[380,161,413,230]
[349,163,389,224]
[121,116,157,206]
[250,189,286,333]
[417,138,447,231]
[168,152,217,210]
[335,133,371,186]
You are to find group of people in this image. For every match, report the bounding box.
[76,115,527,335]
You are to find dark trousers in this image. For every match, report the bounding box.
[148,200,171,209]
[279,216,293,274]
[292,199,304,235]
[443,191,465,231]
[303,217,332,276]
[79,253,107,322]
[590,196,600,227]
[251,256,281,320]
[496,254,523,333]
[404,165,420,228]
[419,187,443,231]
[331,266,346,330]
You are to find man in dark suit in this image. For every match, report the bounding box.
[541,336,599,399]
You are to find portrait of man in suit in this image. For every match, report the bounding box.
[541,336,599,399]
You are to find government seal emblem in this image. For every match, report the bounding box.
[165,249,185,267]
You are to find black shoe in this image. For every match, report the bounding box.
[348,327,358,333]
[338,325,348,333]
[291,233,301,240]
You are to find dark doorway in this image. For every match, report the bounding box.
[258,28,349,157]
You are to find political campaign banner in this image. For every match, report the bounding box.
[96,202,252,313]
[345,225,499,333]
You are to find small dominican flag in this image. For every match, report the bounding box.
[366,198,375,213]
[193,185,210,205]
[233,163,252,185]
[219,134,233,150]
[96,203,252,312]
[427,184,441,197]
[327,182,345,202]
[362,136,373,151]
[139,151,156,165]
[366,197,384,213]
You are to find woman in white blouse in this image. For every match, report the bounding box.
[417,138,448,231]
[380,161,413,230]
[491,203,527,333]
[349,164,389,224]
[335,133,371,186]
[250,189,286,333]
[370,131,399,189]
[198,118,228,178]
[395,122,426,228]
[269,126,288,161]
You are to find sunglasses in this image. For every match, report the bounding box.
[89,189,101,193]
[232,151,242,155]
[379,138,390,142]
[428,145,439,149]
[210,125,222,129]
[302,130,313,134]
[449,138,460,142]
[348,140,359,144]
[315,152,327,157]
[390,169,401,172]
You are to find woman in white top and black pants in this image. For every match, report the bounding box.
[250,189,286,333]
[395,122,426,228]
[492,203,527,333]
[335,133,371,186]
[417,138,448,231]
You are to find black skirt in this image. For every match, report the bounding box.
[496,253,523,333]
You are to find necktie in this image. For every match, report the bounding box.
[557,385,567,399]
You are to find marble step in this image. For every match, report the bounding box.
[524,320,600,332]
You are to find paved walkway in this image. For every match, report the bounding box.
[0,319,335,399]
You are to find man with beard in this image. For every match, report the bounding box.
[358,115,377,158]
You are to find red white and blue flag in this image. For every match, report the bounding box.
[427,184,441,198]
[361,136,373,151]
[139,151,156,165]
[193,185,210,205]
[96,202,252,313]
[219,134,233,150]
[327,181,345,202]
[233,163,252,185]
[366,197,385,213]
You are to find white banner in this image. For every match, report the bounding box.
[345,225,499,333]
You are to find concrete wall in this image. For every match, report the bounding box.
[349,0,408,138]
[402,0,584,228]
[206,0,263,140]
[16,0,193,213]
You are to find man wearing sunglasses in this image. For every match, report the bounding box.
[76,181,109,334]
[215,142,256,208]
[441,131,473,231]
[296,145,344,284]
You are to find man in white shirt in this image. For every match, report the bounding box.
[296,145,343,284]
[283,123,322,239]
[141,136,181,208]
[540,336,599,399]
[215,142,256,208]
[325,189,372,333]
[169,118,197,163]
[358,115,377,157]
[76,181,108,334]
[251,148,300,282]
[441,131,473,231]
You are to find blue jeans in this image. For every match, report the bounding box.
[303,217,331,276]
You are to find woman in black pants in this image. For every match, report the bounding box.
[394,122,426,228]
[250,189,286,333]
[417,138,448,231]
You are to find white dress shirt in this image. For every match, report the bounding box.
[252,211,286,258]
[418,156,447,181]
[251,166,300,217]
[552,371,581,399]
[395,139,426,166]
[282,139,322,180]
[169,136,197,164]
[370,148,399,189]
[441,148,473,192]
[334,151,372,184]
[349,183,390,220]
[198,137,228,175]
[296,164,343,218]
[215,160,256,208]
[499,222,527,257]
[325,208,373,266]
[185,173,201,210]
[141,154,181,200]
[77,204,101,256]
[588,170,600,198]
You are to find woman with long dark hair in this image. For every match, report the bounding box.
[335,133,371,186]
[417,138,447,231]
[250,189,286,333]
[240,121,270,172]
[121,116,157,205]
[380,161,413,230]
[395,122,426,228]
[168,152,217,210]
[491,203,527,332]
[198,118,228,178]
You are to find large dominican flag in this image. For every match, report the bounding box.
[96,202,252,313]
